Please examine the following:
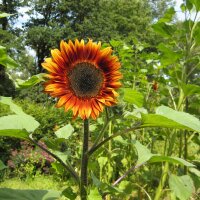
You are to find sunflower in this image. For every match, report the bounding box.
[42,39,122,120]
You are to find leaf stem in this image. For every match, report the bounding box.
[88,123,141,156]
[29,136,79,183]
[80,119,89,200]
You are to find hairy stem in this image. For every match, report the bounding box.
[80,119,89,200]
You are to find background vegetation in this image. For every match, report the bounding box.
[0,0,200,199]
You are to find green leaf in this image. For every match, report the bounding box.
[0,96,25,115]
[0,188,61,200]
[0,97,40,132]
[0,114,40,132]
[141,106,200,132]
[17,74,45,89]
[186,0,193,10]
[0,160,7,170]
[169,174,194,200]
[182,84,200,96]
[158,7,175,23]
[0,46,18,69]
[190,0,200,11]
[91,173,123,195]
[157,43,181,65]
[55,123,74,139]
[0,13,14,18]
[141,114,189,129]
[134,140,194,167]
[43,138,67,151]
[88,188,102,200]
[152,22,174,38]
[62,187,77,200]
[149,156,194,167]
[0,129,30,140]
[156,106,200,132]
[123,88,144,107]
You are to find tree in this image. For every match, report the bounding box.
[24,0,154,73]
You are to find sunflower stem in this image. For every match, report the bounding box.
[80,119,89,200]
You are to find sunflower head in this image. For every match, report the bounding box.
[42,39,122,120]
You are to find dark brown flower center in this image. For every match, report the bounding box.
[68,62,104,98]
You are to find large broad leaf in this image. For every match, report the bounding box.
[182,84,200,96]
[0,97,40,132]
[17,73,45,89]
[0,115,39,132]
[0,96,24,114]
[190,0,200,11]
[0,46,18,69]
[134,140,194,167]
[152,22,174,38]
[156,106,200,132]
[55,124,74,139]
[0,129,30,140]
[141,106,200,132]
[169,174,194,200]
[122,88,144,107]
[0,188,61,200]
[0,160,7,170]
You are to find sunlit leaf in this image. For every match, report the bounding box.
[158,7,175,23]
[17,74,45,89]
[88,188,102,200]
[0,96,24,115]
[55,124,74,139]
[0,114,39,132]
[123,88,144,107]
[0,46,18,69]
[134,140,194,167]
[0,13,14,18]
[156,106,200,132]
[190,0,200,11]
[141,106,200,133]
[169,174,194,200]
[0,97,40,132]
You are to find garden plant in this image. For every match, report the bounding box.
[0,0,200,200]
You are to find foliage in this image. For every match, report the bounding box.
[0,1,200,200]
[7,141,54,180]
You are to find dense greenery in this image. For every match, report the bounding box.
[0,0,200,200]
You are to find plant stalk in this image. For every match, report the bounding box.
[80,119,89,200]
[154,162,169,200]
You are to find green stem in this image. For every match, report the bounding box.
[87,123,141,156]
[184,130,188,174]
[154,131,176,199]
[29,137,79,183]
[80,119,89,200]
[154,162,169,200]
